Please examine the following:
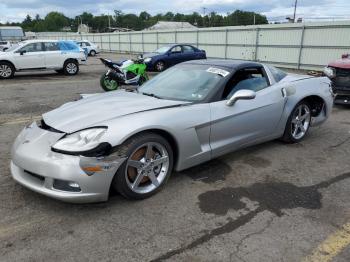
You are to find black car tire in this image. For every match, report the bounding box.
[112,132,174,200]
[63,59,79,76]
[89,50,96,56]
[155,61,166,72]
[281,101,311,143]
[0,61,15,79]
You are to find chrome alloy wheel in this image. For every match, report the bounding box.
[66,63,78,74]
[156,61,165,72]
[125,142,169,194]
[291,104,311,140]
[0,64,12,78]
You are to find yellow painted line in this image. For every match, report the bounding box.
[0,116,41,126]
[303,222,350,262]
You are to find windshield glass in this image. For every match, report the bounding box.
[155,46,171,54]
[138,65,227,102]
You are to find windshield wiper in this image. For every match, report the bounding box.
[142,92,162,99]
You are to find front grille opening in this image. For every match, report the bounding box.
[24,170,45,182]
[38,119,63,133]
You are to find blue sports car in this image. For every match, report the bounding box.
[143,44,206,72]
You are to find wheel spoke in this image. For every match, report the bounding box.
[128,160,143,169]
[292,126,299,137]
[300,125,306,132]
[132,171,145,189]
[300,112,310,121]
[145,144,153,160]
[152,156,168,167]
[148,171,160,187]
[291,118,298,124]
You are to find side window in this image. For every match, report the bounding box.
[170,46,182,53]
[84,42,91,46]
[267,65,287,82]
[18,43,43,53]
[44,42,59,51]
[222,67,269,99]
[182,45,194,53]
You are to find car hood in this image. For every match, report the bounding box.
[43,91,188,133]
[143,52,162,59]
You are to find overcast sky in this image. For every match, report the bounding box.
[1,0,350,23]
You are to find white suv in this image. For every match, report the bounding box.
[0,40,87,79]
[76,40,100,56]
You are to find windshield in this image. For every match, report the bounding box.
[138,65,227,102]
[155,46,171,54]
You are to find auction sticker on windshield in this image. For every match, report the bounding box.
[206,67,230,77]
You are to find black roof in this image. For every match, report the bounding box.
[182,59,263,70]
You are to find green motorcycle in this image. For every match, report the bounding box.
[100,58,149,92]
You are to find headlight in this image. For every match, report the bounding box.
[323,67,336,79]
[52,128,108,154]
[144,57,152,63]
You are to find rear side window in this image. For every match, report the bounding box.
[182,45,194,53]
[0,41,7,45]
[44,42,60,51]
[267,65,287,82]
[59,41,80,51]
[84,42,91,46]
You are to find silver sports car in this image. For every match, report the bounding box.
[11,60,334,203]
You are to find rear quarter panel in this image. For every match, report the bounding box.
[275,76,333,133]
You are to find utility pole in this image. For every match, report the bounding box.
[293,0,298,23]
[253,14,256,25]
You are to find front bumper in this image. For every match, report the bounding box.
[10,122,125,203]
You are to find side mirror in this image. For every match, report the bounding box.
[226,89,256,106]
[20,50,26,55]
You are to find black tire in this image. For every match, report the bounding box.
[281,101,311,143]
[63,59,79,76]
[3,48,8,51]
[155,61,166,72]
[100,73,119,92]
[0,61,15,79]
[112,132,174,200]
[89,50,96,56]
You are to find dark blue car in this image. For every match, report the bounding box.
[143,44,206,72]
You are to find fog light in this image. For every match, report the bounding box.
[53,179,81,192]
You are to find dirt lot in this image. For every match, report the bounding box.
[0,54,350,262]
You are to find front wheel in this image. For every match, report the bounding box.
[281,102,311,143]
[89,50,96,56]
[100,73,119,92]
[0,62,15,79]
[155,61,165,72]
[112,133,173,200]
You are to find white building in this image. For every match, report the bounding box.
[146,21,197,31]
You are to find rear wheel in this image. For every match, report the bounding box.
[112,133,173,200]
[0,62,15,79]
[281,101,311,143]
[100,73,119,92]
[63,60,79,76]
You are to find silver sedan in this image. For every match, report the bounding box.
[11,60,334,203]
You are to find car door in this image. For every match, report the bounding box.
[43,42,62,69]
[181,45,199,61]
[167,46,183,66]
[210,66,286,158]
[12,42,46,69]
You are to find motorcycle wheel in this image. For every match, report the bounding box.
[100,73,119,92]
